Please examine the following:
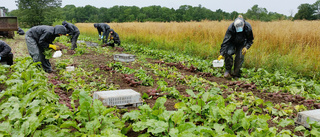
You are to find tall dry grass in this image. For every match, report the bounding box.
[76,20,320,77]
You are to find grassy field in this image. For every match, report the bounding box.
[77,20,320,78]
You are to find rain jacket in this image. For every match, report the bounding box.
[109,29,120,43]
[26,25,67,49]
[17,27,25,35]
[220,18,254,55]
[0,40,12,57]
[62,21,80,35]
[94,23,110,37]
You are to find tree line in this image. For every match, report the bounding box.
[7,0,320,27]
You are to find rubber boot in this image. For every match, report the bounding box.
[224,70,232,78]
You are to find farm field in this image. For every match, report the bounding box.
[1,22,320,136]
[75,21,320,78]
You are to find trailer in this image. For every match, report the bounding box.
[0,9,18,38]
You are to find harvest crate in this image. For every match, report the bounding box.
[295,109,320,128]
[113,54,136,62]
[93,89,143,108]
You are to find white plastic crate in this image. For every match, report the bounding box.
[52,50,62,58]
[212,59,224,67]
[93,89,142,108]
[296,109,320,128]
[113,54,136,62]
[66,66,75,71]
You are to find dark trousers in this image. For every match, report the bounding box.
[71,32,80,50]
[223,43,245,77]
[102,29,111,43]
[0,53,13,65]
[26,34,52,72]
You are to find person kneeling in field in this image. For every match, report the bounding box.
[62,21,80,50]
[93,23,111,44]
[25,25,67,73]
[218,15,254,78]
[0,40,13,65]
[106,29,121,47]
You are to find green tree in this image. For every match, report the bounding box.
[268,12,286,21]
[214,9,225,21]
[160,7,176,22]
[230,11,240,20]
[62,5,77,22]
[108,6,121,22]
[98,7,110,22]
[313,0,320,19]
[294,3,315,20]
[15,0,62,27]
[141,6,163,21]
[245,5,268,20]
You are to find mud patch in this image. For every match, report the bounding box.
[0,83,5,92]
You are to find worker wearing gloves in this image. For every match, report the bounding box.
[0,40,13,65]
[93,23,111,44]
[62,21,80,50]
[218,15,254,78]
[25,25,67,73]
[106,29,121,47]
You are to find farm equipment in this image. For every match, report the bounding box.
[0,8,18,38]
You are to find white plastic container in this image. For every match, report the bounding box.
[113,54,136,62]
[93,89,142,108]
[212,59,224,67]
[296,109,320,128]
[66,66,75,71]
[52,50,62,58]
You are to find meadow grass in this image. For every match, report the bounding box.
[76,20,320,78]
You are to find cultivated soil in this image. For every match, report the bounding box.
[2,36,317,136]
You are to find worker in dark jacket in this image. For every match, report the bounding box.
[93,23,111,44]
[17,27,25,35]
[218,15,254,78]
[25,25,67,73]
[106,29,121,47]
[0,40,13,65]
[62,21,80,50]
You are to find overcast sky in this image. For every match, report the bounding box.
[1,0,317,16]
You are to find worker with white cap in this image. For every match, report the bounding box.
[218,15,254,78]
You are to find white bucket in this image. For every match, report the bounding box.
[52,50,62,58]
[212,59,224,67]
[66,66,75,71]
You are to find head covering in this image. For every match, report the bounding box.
[62,21,68,26]
[109,29,114,33]
[54,25,67,35]
[234,18,244,33]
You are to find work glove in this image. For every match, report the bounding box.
[0,57,1,60]
[242,47,248,55]
[100,35,104,39]
[49,44,59,51]
[218,55,223,61]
